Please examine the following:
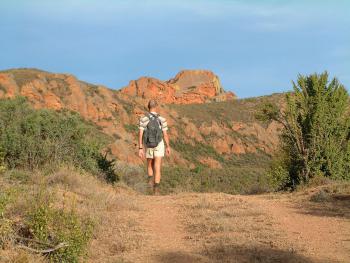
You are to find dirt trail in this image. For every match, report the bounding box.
[248,195,350,263]
[123,195,209,263]
[121,193,350,263]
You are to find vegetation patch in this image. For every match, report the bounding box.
[258,72,350,190]
[170,93,284,126]
[0,178,93,263]
[160,165,272,195]
[5,68,45,87]
[124,124,138,133]
[170,139,224,165]
[0,97,118,183]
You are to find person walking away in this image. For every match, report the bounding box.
[138,100,171,195]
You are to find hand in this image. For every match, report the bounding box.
[166,147,171,157]
[138,148,145,159]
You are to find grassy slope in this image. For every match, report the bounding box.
[170,93,284,125]
[159,94,285,194]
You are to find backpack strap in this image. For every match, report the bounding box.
[148,112,162,127]
[148,112,158,119]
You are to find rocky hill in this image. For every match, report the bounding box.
[0,68,282,170]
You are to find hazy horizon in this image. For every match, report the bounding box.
[1,0,349,98]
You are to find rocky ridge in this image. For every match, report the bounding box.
[120,70,236,104]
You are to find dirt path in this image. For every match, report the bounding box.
[120,193,350,263]
[248,195,350,263]
[123,195,209,263]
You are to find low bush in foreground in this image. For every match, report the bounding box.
[0,180,93,263]
[0,169,95,263]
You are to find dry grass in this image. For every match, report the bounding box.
[0,250,46,263]
[0,167,145,263]
[44,168,146,262]
[169,93,285,126]
[2,168,349,262]
[180,193,311,263]
[290,182,350,220]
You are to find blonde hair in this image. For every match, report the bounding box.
[148,99,158,110]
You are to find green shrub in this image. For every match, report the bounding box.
[26,192,93,263]
[124,124,138,133]
[0,190,15,248]
[0,218,13,248]
[0,173,94,262]
[50,211,93,263]
[267,165,290,191]
[0,190,12,218]
[6,169,31,183]
[0,97,117,182]
[170,140,224,165]
[310,189,332,202]
[258,72,350,188]
[265,153,291,191]
[97,154,119,184]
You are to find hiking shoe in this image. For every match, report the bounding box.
[147,176,154,187]
[153,183,160,196]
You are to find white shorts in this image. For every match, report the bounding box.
[146,140,165,159]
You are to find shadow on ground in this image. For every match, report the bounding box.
[156,244,316,263]
[298,194,350,219]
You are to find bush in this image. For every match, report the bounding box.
[267,164,290,191]
[0,218,13,248]
[0,190,14,248]
[265,152,291,191]
[258,72,350,188]
[310,189,332,203]
[0,185,94,263]
[27,202,93,263]
[0,97,117,182]
[97,153,119,184]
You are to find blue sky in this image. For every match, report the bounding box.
[1,0,349,98]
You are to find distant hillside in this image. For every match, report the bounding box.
[0,68,283,176]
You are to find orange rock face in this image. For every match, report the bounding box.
[199,157,223,169]
[120,70,236,104]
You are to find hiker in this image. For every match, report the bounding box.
[138,100,171,195]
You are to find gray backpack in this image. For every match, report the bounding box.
[143,113,163,148]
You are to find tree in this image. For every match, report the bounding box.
[258,72,350,188]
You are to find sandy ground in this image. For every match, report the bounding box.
[112,190,350,263]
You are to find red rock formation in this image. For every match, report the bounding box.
[120,70,236,104]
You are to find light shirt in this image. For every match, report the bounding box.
[138,112,168,131]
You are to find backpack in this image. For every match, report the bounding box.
[142,113,163,148]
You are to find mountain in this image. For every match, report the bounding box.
[0,68,282,170]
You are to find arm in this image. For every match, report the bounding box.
[163,130,171,156]
[138,129,145,159]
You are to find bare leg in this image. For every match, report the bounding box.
[147,158,154,177]
[154,157,162,184]
[147,158,154,186]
